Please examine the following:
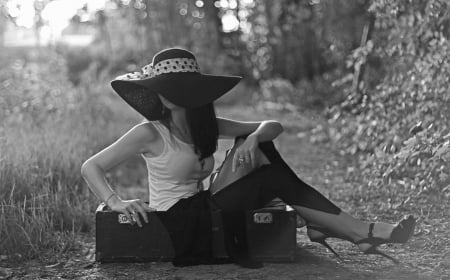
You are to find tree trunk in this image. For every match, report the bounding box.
[203,0,225,50]
[352,13,375,94]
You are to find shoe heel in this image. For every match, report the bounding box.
[364,246,400,264]
[311,238,342,259]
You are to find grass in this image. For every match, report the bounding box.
[0,109,103,259]
[0,49,141,260]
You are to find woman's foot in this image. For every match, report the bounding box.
[306,215,416,263]
[305,221,394,245]
[353,222,397,245]
[354,215,416,263]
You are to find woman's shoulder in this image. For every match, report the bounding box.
[128,120,162,143]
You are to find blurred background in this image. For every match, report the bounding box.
[1,0,449,269]
[1,0,375,109]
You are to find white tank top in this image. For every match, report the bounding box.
[141,121,215,211]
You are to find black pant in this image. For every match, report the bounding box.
[211,137,341,215]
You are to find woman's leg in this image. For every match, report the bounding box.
[211,136,399,245]
[209,138,270,196]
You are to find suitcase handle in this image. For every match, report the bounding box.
[253,212,273,224]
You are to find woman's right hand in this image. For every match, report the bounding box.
[108,195,156,227]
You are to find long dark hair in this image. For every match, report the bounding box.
[161,103,218,161]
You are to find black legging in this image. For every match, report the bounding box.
[210,136,341,215]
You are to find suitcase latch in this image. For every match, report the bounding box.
[253,212,273,224]
[118,214,136,224]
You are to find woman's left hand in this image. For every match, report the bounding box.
[232,134,259,172]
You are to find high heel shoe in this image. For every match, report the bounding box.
[306,215,416,263]
[306,225,350,259]
[355,215,416,264]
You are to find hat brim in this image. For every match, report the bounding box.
[111,73,242,120]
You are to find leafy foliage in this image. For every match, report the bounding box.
[326,0,450,196]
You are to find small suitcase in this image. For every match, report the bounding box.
[246,208,297,262]
[95,203,174,262]
[211,207,297,262]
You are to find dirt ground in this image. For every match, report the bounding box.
[1,106,448,280]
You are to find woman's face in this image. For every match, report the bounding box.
[159,95,183,111]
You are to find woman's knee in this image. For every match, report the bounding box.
[232,136,270,166]
[210,138,266,194]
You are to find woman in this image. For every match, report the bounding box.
[81,48,415,268]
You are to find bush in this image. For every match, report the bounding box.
[325,0,450,197]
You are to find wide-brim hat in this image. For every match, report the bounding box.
[111,48,242,120]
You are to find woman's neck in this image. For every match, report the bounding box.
[166,109,192,143]
[170,109,188,129]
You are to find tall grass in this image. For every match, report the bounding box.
[0,48,133,259]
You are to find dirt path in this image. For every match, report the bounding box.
[2,106,445,279]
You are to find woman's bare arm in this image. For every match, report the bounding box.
[217,117,284,142]
[81,122,157,226]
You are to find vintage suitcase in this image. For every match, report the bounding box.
[211,207,297,262]
[96,203,297,263]
[95,203,175,262]
[246,208,297,262]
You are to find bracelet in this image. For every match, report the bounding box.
[105,192,117,207]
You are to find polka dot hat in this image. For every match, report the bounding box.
[111,48,242,121]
